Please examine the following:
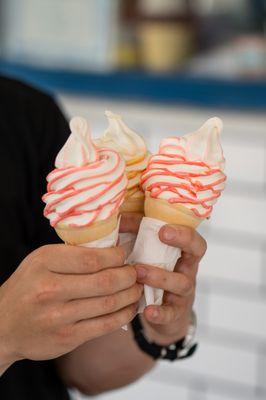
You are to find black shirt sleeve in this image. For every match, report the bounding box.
[0,76,70,400]
[33,94,71,248]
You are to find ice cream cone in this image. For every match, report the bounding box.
[144,193,203,229]
[129,117,226,311]
[43,116,127,250]
[55,212,119,245]
[94,111,150,254]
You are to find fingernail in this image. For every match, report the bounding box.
[135,265,147,279]
[162,225,177,241]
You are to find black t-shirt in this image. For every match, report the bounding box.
[0,76,70,399]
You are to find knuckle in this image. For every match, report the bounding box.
[38,307,63,332]
[125,265,137,284]
[48,308,63,325]
[29,246,48,269]
[36,280,56,303]
[98,271,115,292]
[83,251,101,272]
[180,276,193,296]
[55,325,72,346]
[200,238,208,257]
[36,244,50,256]
[129,285,141,303]
[102,295,117,312]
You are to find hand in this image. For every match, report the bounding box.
[135,225,207,345]
[0,244,142,371]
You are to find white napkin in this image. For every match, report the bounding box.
[128,217,181,312]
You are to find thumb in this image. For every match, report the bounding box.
[159,224,192,248]
[159,224,207,259]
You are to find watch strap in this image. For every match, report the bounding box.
[131,314,198,361]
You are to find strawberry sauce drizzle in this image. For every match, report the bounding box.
[140,139,226,218]
[43,148,127,227]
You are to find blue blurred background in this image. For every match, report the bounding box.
[0,1,265,400]
[0,0,265,108]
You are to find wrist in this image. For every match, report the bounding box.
[0,332,19,376]
[0,291,21,375]
[141,315,190,346]
[0,342,19,375]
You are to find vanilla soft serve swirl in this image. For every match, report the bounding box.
[141,118,226,218]
[95,111,150,199]
[43,116,127,227]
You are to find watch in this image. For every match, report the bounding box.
[131,311,198,361]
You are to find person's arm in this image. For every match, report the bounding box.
[55,324,155,395]
[56,214,206,396]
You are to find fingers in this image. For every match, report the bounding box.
[41,244,126,274]
[119,213,143,234]
[74,303,138,343]
[135,264,194,297]
[65,284,143,322]
[144,304,180,325]
[159,225,207,261]
[60,265,137,300]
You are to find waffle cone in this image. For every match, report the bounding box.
[144,194,203,228]
[55,212,119,245]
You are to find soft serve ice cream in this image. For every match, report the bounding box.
[141,117,226,220]
[95,111,150,213]
[42,116,127,244]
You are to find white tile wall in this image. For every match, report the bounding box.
[173,341,258,385]
[222,142,265,184]
[205,294,266,337]
[60,95,266,400]
[200,242,262,285]
[205,394,239,400]
[208,195,266,236]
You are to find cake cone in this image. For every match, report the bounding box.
[120,196,144,214]
[55,212,119,246]
[144,194,203,229]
